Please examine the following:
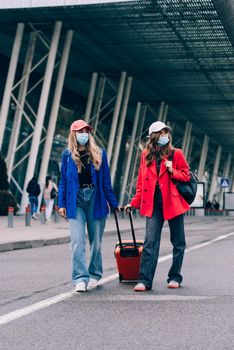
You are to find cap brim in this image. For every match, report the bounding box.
[149,126,172,135]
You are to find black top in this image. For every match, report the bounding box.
[155,156,162,201]
[26,179,41,197]
[78,150,92,186]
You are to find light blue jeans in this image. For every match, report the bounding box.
[69,188,106,286]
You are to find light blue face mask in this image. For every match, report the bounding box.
[76,132,89,145]
[157,135,169,147]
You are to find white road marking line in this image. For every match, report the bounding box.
[88,295,215,302]
[0,231,234,325]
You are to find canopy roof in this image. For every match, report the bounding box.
[0,0,233,162]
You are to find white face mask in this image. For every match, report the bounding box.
[157,135,169,147]
[76,132,89,145]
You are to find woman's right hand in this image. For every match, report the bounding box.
[124,204,133,213]
[59,207,66,218]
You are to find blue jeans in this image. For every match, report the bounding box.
[69,188,106,286]
[29,196,38,215]
[139,195,186,289]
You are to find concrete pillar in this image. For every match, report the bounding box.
[38,30,73,204]
[197,135,209,181]
[0,23,24,150]
[107,71,127,163]
[110,76,133,184]
[6,32,37,181]
[84,72,98,123]
[219,153,232,206]
[119,102,141,205]
[20,21,62,213]
[208,145,222,202]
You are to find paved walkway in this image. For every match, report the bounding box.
[0,213,228,253]
[0,213,146,252]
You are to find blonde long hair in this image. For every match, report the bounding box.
[146,131,173,166]
[68,131,102,172]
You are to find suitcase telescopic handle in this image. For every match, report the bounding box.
[113,210,123,250]
[113,210,138,250]
[128,211,138,250]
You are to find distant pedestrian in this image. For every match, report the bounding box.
[26,176,41,220]
[58,119,120,293]
[205,200,212,210]
[213,199,220,211]
[43,175,58,222]
[125,121,190,292]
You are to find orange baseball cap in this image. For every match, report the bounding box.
[70,119,93,132]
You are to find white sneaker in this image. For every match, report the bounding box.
[75,282,87,292]
[87,278,98,290]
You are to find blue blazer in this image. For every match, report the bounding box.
[58,148,119,219]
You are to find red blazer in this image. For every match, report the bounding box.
[130,148,190,220]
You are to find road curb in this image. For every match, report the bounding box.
[0,217,223,253]
[0,227,145,253]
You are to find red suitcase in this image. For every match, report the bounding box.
[114,210,143,282]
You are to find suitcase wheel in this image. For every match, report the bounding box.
[119,274,123,282]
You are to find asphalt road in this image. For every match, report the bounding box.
[0,217,234,350]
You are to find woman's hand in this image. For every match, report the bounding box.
[59,207,66,218]
[113,205,124,212]
[165,160,173,173]
[124,204,133,213]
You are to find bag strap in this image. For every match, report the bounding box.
[167,149,177,185]
[168,149,175,162]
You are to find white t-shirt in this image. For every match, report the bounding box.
[43,180,58,200]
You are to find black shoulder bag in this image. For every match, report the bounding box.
[169,150,198,205]
[50,185,58,200]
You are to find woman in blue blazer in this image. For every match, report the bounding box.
[58,119,119,292]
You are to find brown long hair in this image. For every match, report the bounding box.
[68,131,102,172]
[146,131,173,166]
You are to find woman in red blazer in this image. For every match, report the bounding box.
[125,121,190,292]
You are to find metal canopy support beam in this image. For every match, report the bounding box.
[107,71,127,163]
[20,21,62,213]
[0,23,24,150]
[231,165,234,192]
[197,135,209,181]
[185,122,192,158]
[128,105,147,202]
[187,136,194,164]
[119,101,141,205]
[181,121,192,158]
[110,76,133,185]
[92,77,106,135]
[157,102,165,121]
[218,153,232,205]
[84,72,98,123]
[7,32,37,180]
[38,30,73,199]
[208,145,222,202]
[162,104,168,123]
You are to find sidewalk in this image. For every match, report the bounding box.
[0,213,226,253]
[0,213,146,253]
